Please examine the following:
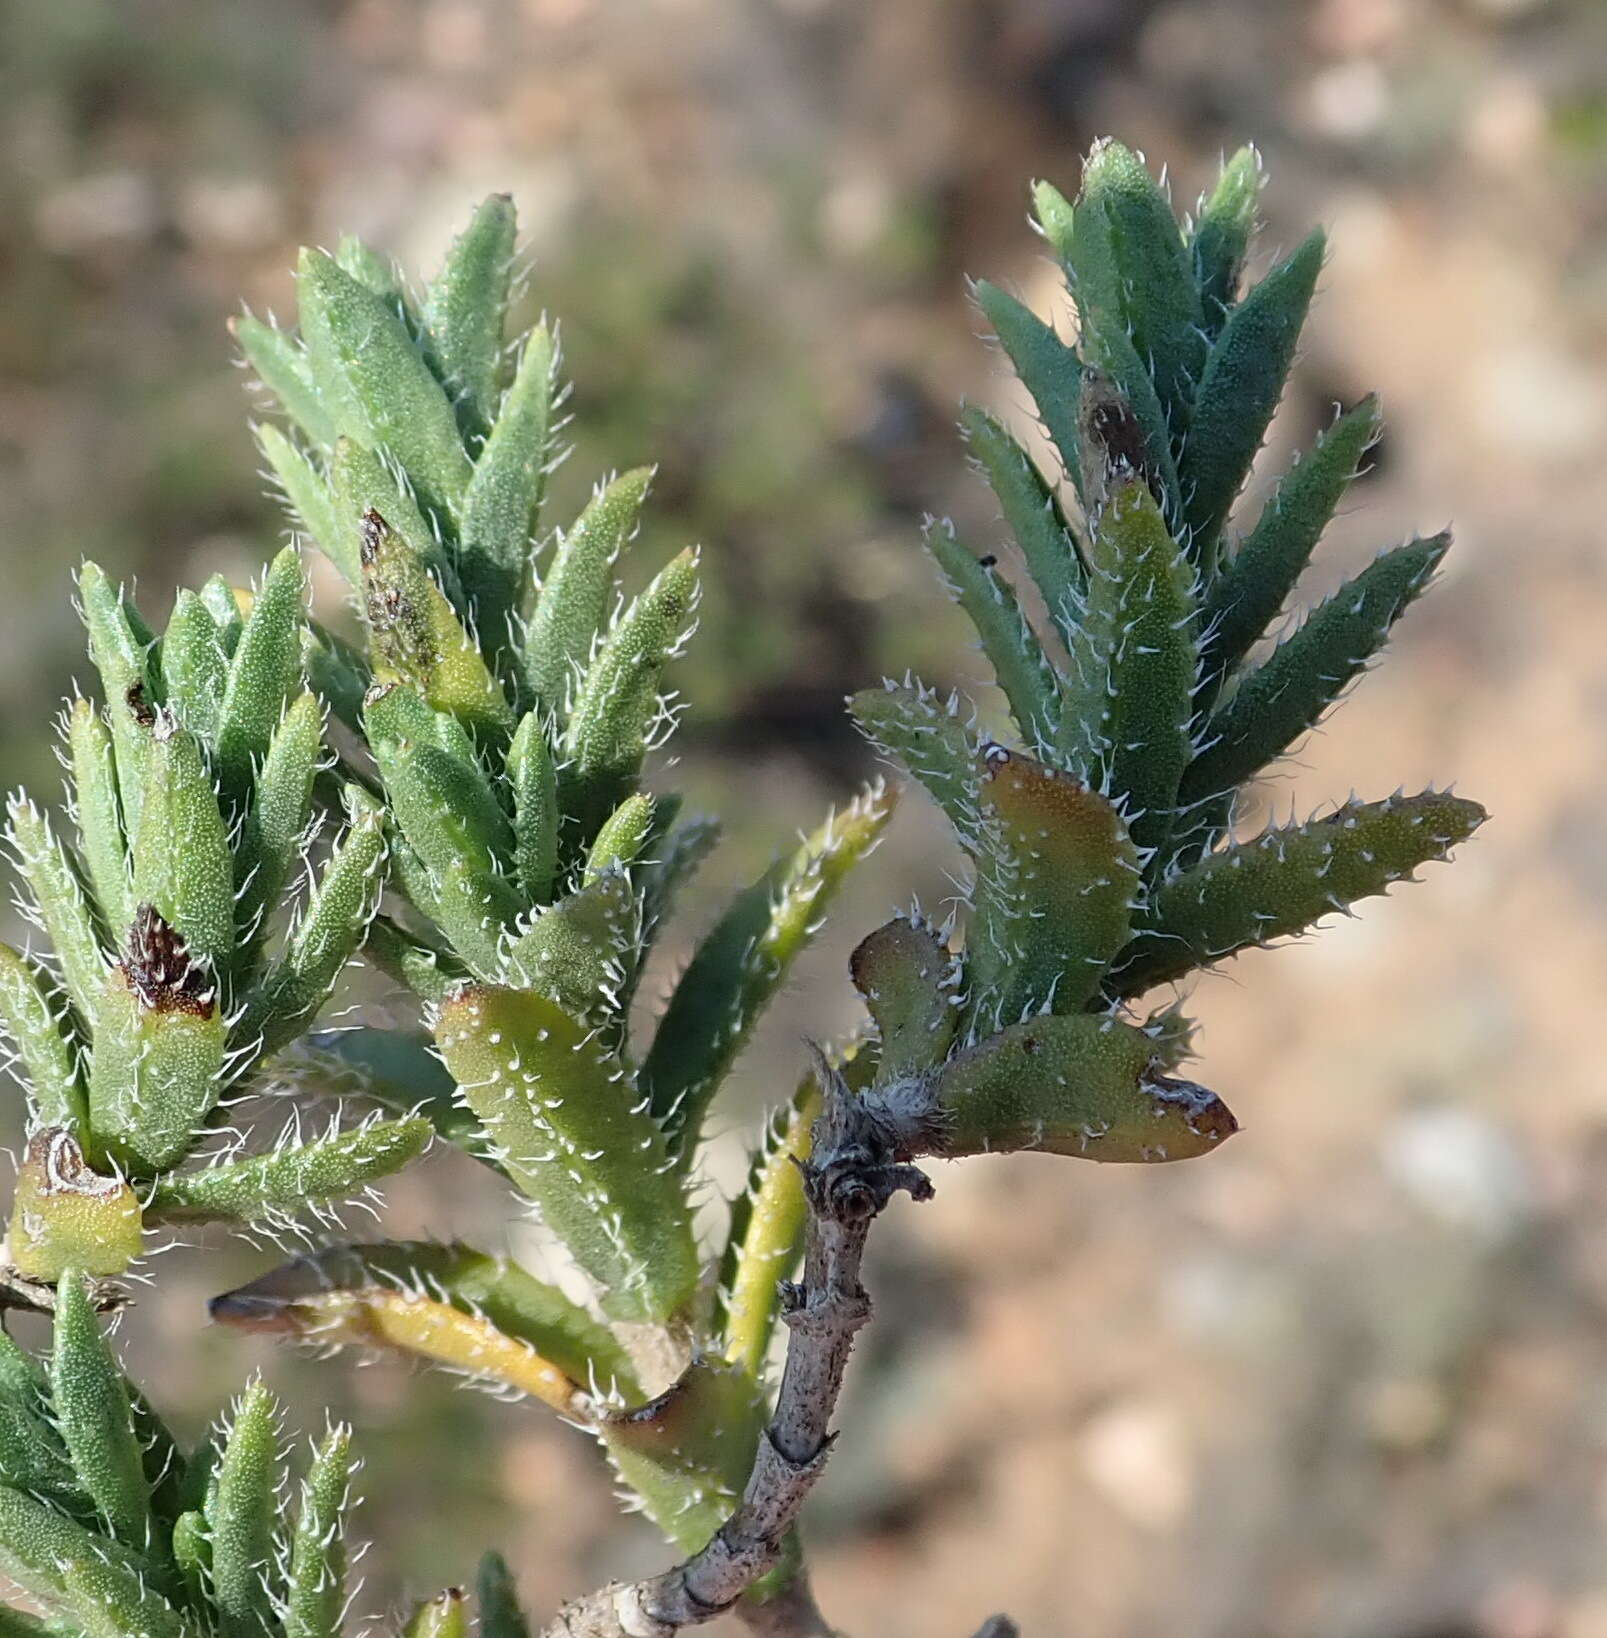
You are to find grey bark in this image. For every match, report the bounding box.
[538,1050,1008,1638]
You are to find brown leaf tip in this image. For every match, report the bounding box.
[124,904,216,1015]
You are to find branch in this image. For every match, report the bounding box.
[541,1048,998,1638]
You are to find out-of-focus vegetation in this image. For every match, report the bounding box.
[3,1,1607,1634]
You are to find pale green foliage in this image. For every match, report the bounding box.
[1,550,424,1273]
[0,1287,384,1638]
[218,196,898,1566]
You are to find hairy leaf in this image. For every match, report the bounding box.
[284,1425,353,1638]
[5,796,106,1030]
[296,248,472,520]
[1177,229,1325,561]
[967,750,1139,1026]
[145,1117,430,1225]
[923,519,1057,750]
[423,193,517,442]
[436,984,698,1323]
[1057,479,1198,859]
[1182,532,1449,805]
[1190,145,1263,333]
[459,323,559,646]
[643,784,895,1157]
[0,944,84,1131]
[48,1270,151,1554]
[972,282,1083,506]
[560,546,698,839]
[1110,791,1486,996]
[213,1241,637,1408]
[929,1013,1236,1162]
[523,468,653,716]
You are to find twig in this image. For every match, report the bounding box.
[539,1049,946,1638]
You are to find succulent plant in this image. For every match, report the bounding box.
[218,197,895,1568]
[847,139,1485,1164]
[1,552,427,1288]
[0,1268,373,1637]
[0,141,1488,1638]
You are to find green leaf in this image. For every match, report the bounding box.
[0,1323,76,1509]
[1062,140,1205,429]
[507,711,559,906]
[8,1129,143,1281]
[239,786,388,1059]
[198,576,246,648]
[206,1382,281,1638]
[336,233,409,309]
[643,783,896,1157]
[405,1592,468,1638]
[584,793,656,885]
[560,545,698,839]
[332,436,459,596]
[637,812,718,951]
[958,404,1085,647]
[301,620,370,731]
[436,984,698,1323]
[523,468,653,716]
[360,917,467,1007]
[599,1360,764,1554]
[48,1269,151,1554]
[1056,479,1198,859]
[6,794,106,1029]
[0,1484,143,1609]
[966,750,1139,1027]
[459,323,559,650]
[1181,532,1449,805]
[217,545,307,806]
[1190,145,1263,333]
[720,1074,820,1379]
[848,681,985,842]
[358,508,513,740]
[65,698,131,941]
[476,1551,531,1638]
[287,1025,487,1155]
[160,591,230,749]
[930,1013,1237,1162]
[233,314,338,448]
[234,691,323,964]
[0,944,84,1130]
[89,910,227,1175]
[849,918,959,1082]
[1198,396,1381,701]
[296,248,472,520]
[283,1425,352,1638]
[1177,228,1325,559]
[922,519,1057,751]
[256,424,349,583]
[368,711,519,978]
[365,677,483,775]
[147,1117,430,1226]
[59,1550,193,1638]
[423,194,518,443]
[77,562,155,854]
[212,1241,638,1406]
[1110,791,1486,996]
[131,712,234,977]
[504,872,639,1027]
[972,281,1083,506]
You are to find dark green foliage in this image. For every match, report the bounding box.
[849,140,1483,1176]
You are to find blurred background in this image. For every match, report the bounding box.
[2,0,1607,1633]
